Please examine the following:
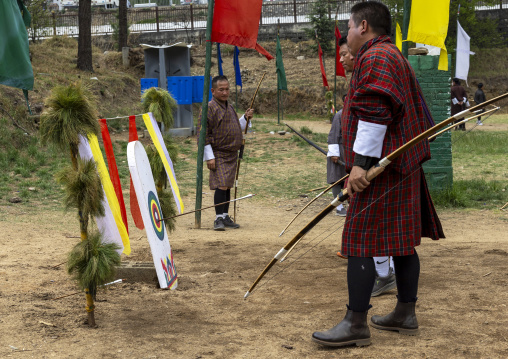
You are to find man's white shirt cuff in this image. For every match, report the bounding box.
[327,144,340,157]
[353,120,387,158]
[239,115,252,131]
[204,144,215,161]
[452,98,459,105]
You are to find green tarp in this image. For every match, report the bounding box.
[0,0,34,91]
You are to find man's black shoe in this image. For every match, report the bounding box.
[223,215,240,229]
[214,217,225,231]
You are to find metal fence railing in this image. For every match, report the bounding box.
[475,0,507,10]
[28,0,507,41]
[28,1,337,39]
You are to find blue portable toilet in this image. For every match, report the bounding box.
[140,78,158,93]
[192,76,212,103]
[167,76,193,105]
[142,43,193,136]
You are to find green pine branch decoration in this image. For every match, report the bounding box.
[56,157,105,219]
[141,87,177,128]
[67,231,121,299]
[39,83,100,151]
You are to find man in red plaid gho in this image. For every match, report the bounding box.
[312,1,445,348]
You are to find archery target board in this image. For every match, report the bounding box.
[127,141,177,289]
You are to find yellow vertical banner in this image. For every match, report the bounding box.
[396,22,402,51]
[142,113,184,214]
[406,0,450,70]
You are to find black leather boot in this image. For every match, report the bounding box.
[370,301,419,335]
[312,308,371,347]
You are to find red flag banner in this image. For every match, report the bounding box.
[335,25,346,78]
[128,115,144,230]
[211,0,273,60]
[318,42,329,89]
[99,119,129,234]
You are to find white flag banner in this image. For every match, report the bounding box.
[455,21,475,84]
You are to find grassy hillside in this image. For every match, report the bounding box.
[0,37,144,123]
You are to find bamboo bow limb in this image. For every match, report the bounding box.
[279,174,348,237]
[233,73,266,222]
[245,92,508,299]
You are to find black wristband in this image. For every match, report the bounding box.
[353,153,379,171]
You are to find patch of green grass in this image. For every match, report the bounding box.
[299,126,313,135]
[432,179,507,209]
[0,116,69,209]
[311,132,328,143]
[452,131,508,155]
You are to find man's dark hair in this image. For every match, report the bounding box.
[212,75,229,88]
[478,83,483,88]
[453,78,461,85]
[351,1,391,36]
[338,36,348,47]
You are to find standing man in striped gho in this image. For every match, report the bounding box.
[312,1,444,348]
[198,75,253,231]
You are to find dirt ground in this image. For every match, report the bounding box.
[1,193,508,358]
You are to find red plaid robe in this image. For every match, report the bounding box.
[198,97,243,189]
[341,36,444,257]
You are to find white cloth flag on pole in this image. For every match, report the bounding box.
[455,21,475,84]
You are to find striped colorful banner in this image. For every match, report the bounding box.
[87,134,131,255]
[142,112,184,213]
[77,135,129,255]
[99,119,129,234]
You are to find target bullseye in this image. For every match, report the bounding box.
[148,191,164,240]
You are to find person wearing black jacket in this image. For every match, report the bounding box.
[474,83,486,125]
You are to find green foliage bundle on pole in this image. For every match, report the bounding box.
[305,0,334,52]
[141,87,178,129]
[67,231,121,299]
[40,82,119,328]
[40,83,99,154]
[56,157,105,220]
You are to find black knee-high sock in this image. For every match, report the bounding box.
[223,189,231,214]
[214,189,227,216]
[347,257,376,312]
[393,251,420,303]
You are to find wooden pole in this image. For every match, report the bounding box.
[233,73,266,222]
[195,0,215,229]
